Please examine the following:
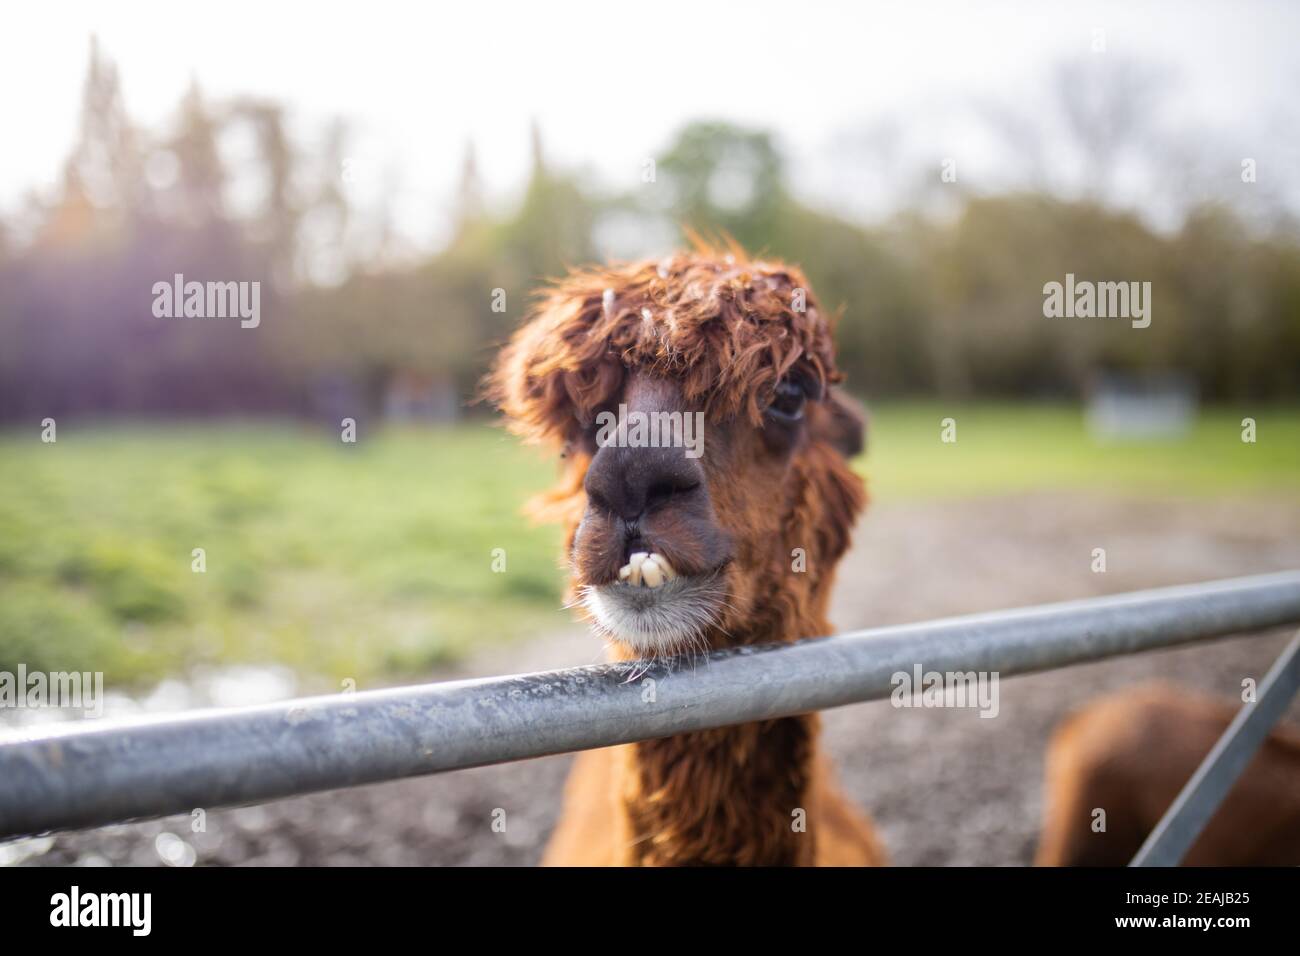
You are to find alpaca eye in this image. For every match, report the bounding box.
[767,379,807,423]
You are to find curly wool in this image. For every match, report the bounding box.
[486,244,841,448]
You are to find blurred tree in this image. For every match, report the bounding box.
[654,121,786,249]
[451,141,485,236]
[229,99,301,282]
[168,79,227,229]
[3,45,1300,424]
[67,35,148,220]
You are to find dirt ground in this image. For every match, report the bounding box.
[10,491,1300,867]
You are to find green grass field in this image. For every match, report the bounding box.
[1,404,1296,688]
[0,423,567,687]
[860,403,1300,499]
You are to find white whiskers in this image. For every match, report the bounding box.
[578,573,728,668]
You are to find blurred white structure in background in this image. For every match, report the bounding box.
[1086,372,1198,441]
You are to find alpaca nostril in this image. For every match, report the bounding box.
[586,487,611,515]
[646,479,700,511]
[585,441,705,524]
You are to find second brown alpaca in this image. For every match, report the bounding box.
[488,243,885,865]
[1036,681,1300,866]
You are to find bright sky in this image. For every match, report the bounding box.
[2,0,1296,246]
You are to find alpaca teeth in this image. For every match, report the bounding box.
[617,551,676,588]
[640,560,663,588]
[627,552,647,586]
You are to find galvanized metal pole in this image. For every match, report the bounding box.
[1129,630,1300,867]
[2,571,1299,839]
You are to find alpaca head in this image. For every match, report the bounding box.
[488,244,866,657]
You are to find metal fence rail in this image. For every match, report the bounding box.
[2,571,1300,841]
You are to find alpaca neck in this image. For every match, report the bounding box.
[615,604,828,866]
[619,714,819,865]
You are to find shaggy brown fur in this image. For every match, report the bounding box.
[1035,682,1300,866]
[490,241,839,449]
[487,242,885,866]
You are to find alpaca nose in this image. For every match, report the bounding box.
[583,442,704,523]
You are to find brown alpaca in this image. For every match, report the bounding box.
[487,242,885,866]
[1035,682,1300,866]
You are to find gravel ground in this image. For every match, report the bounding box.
[7,491,1300,867]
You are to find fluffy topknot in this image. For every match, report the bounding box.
[487,243,841,448]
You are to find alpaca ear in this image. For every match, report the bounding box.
[821,387,867,459]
